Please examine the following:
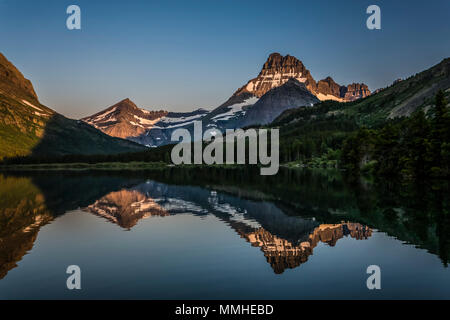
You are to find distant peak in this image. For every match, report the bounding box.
[267,52,282,58]
[114,98,139,109]
[263,53,304,70]
[118,98,134,105]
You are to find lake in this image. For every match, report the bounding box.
[0,167,449,299]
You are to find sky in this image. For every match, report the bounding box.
[0,0,449,118]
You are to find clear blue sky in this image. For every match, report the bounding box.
[1,0,449,118]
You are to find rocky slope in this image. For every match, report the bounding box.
[201,52,370,132]
[130,108,209,147]
[82,99,209,147]
[240,78,320,126]
[222,52,370,103]
[82,52,371,147]
[274,57,450,127]
[0,53,145,160]
[0,53,38,102]
[234,53,317,98]
[82,98,168,139]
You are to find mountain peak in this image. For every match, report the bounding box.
[228,52,371,103]
[241,76,320,126]
[232,53,315,99]
[114,98,139,110]
[82,99,168,139]
[263,52,304,70]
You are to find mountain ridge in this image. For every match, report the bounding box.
[228,53,371,104]
[0,53,38,102]
[82,98,168,139]
[0,53,146,160]
[82,52,373,147]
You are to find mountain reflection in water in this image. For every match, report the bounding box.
[240,223,371,274]
[83,189,169,229]
[85,186,373,274]
[0,168,449,299]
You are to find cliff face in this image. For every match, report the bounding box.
[229,53,371,103]
[341,83,371,101]
[241,78,320,126]
[234,53,317,98]
[316,77,342,98]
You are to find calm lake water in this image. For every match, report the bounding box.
[0,168,449,299]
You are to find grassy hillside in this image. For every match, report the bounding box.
[0,93,146,160]
[0,52,146,161]
[268,58,450,170]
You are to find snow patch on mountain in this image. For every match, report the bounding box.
[93,107,117,121]
[211,97,259,122]
[133,115,161,125]
[159,112,205,125]
[22,99,43,112]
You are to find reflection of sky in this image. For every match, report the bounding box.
[1,209,449,299]
[1,0,449,118]
[0,175,449,299]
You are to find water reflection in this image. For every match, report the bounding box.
[240,223,372,274]
[83,189,169,229]
[0,168,448,284]
[0,176,54,279]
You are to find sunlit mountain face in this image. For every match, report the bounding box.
[80,182,373,273]
[0,170,448,299]
[83,189,169,229]
[0,175,372,277]
[239,223,372,274]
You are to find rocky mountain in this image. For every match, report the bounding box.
[220,52,370,103]
[130,108,209,147]
[274,57,450,126]
[0,53,145,160]
[234,53,317,99]
[240,78,320,126]
[82,52,371,147]
[341,83,371,101]
[201,52,370,132]
[82,98,168,139]
[82,100,209,147]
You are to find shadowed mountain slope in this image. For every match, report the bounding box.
[0,53,146,160]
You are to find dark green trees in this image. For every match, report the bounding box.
[342,90,449,180]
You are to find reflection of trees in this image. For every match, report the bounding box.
[0,175,54,279]
[0,168,448,282]
[0,173,146,279]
